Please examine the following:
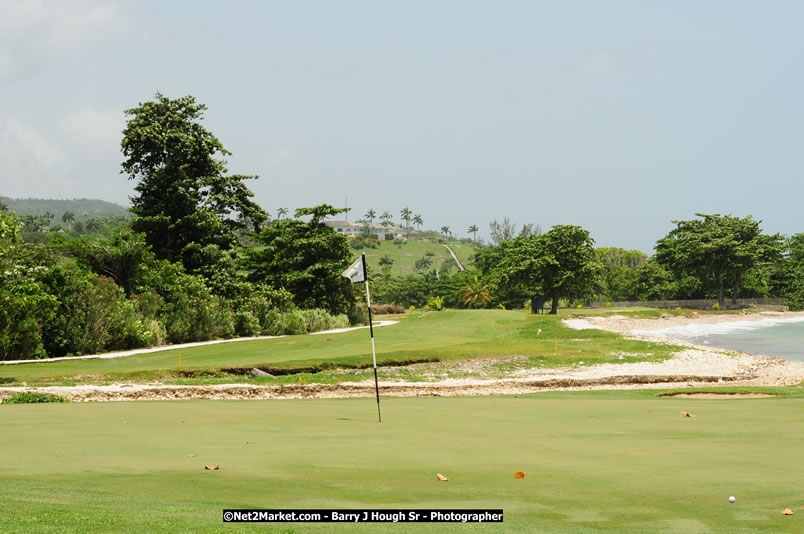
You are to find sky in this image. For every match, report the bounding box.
[1,0,802,252]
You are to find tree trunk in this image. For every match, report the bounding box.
[550,289,560,315]
[732,271,742,305]
[717,272,724,308]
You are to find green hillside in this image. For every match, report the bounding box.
[0,197,130,218]
[356,240,477,276]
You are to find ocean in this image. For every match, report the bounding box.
[644,317,804,363]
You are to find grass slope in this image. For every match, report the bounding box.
[2,391,804,533]
[357,240,475,276]
[0,310,683,386]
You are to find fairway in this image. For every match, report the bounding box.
[0,310,682,386]
[2,392,803,533]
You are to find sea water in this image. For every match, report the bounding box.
[643,317,804,363]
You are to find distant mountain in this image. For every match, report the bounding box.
[0,197,131,218]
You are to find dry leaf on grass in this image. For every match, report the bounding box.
[204,465,219,470]
[436,473,448,481]
[782,508,793,515]
[680,411,696,418]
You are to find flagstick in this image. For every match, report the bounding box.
[362,254,382,423]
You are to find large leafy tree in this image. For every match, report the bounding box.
[770,234,804,310]
[243,204,355,314]
[121,92,266,269]
[487,225,600,314]
[655,214,782,307]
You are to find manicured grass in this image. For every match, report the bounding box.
[358,239,475,276]
[2,391,804,533]
[0,310,684,386]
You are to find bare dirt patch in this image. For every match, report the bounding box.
[659,393,776,399]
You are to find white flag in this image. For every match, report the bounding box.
[342,257,365,283]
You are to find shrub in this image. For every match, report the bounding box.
[281,310,307,335]
[372,304,405,315]
[234,311,261,337]
[41,268,144,356]
[4,392,68,404]
[144,319,167,346]
[425,295,444,311]
[348,302,369,326]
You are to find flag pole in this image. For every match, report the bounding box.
[362,253,382,423]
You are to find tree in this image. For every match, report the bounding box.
[71,231,155,297]
[85,217,102,233]
[121,92,266,269]
[468,224,479,242]
[770,234,804,310]
[440,226,451,239]
[380,211,393,227]
[378,254,395,277]
[277,207,289,220]
[400,207,412,237]
[596,247,648,301]
[488,225,599,314]
[460,275,491,308]
[243,204,355,314]
[489,217,516,245]
[364,209,376,232]
[62,211,76,229]
[413,214,424,235]
[655,214,783,307]
[414,255,433,272]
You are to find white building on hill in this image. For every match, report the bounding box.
[324,220,404,239]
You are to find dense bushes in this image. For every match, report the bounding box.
[0,229,357,359]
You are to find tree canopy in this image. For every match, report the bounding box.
[121,93,266,269]
[243,204,356,315]
[655,214,782,306]
[483,224,599,313]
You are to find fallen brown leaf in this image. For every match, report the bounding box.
[204,465,219,470]
[782,508,793,515]
[680,411,696,418]
[436,473,448,481]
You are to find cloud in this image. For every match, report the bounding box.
[0,0,125,80]
[0,118,67,194]
[577,53,618,74]
[61,107,125,155]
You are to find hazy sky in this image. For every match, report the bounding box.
[1,0,802,252]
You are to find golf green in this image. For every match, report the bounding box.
[1,392,802,533]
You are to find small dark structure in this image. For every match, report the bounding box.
[531,295,545,314]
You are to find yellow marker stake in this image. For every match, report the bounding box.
[179,351,181,369]
[554,336,557,353]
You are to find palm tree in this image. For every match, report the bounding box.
[413,214,423,235]
[277,207,289,220]
[85,217,102,233]
[400,207,412,237]
[380,211,393,227]
[414,255,433,272]
[378,254,394,276]
[44,211,54,228]
[440,226,451,239]
[364,209,376,234]
[460,276,491,308]
[0,200,8,213]
[62,210,76,229]
[468,224,479,242]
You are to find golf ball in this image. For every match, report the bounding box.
[729,496,736,503]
